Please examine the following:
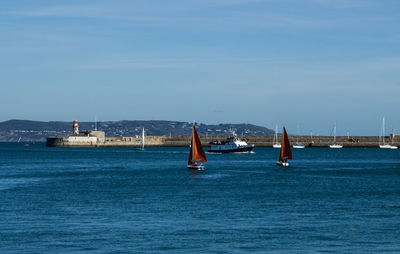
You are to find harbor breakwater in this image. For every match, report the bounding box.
[46,135,397,148]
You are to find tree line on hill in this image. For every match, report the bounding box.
[0,120,274,142]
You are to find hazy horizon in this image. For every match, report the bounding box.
[1,0,399,136]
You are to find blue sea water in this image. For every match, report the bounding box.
[1,143,400,253]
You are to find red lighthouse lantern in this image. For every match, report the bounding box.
[73,119,79,134]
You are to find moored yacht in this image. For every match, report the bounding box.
[208,132,254,153]
[379,117,392,149]
[272,124,281,148]
[390,128,398,149]
[293,124,305,148]
[329,122,343,148]
[293,143,305,149]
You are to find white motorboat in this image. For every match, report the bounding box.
[208,131,254,153]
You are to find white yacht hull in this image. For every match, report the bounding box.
[380,145,392,149]
[293,145,305,149]
[273,144,281,148]
[329,144,343,148]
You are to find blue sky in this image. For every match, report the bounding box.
[1,0,399,135]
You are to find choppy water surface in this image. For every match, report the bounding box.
[1,143,400,253]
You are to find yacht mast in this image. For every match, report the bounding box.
[141,128,145,150]
[382,117,386,145]
[333,122,337,143]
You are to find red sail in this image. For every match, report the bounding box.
[188,124,207,165]
[279,127,292,161]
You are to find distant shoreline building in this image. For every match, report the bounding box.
[46,119,136,147]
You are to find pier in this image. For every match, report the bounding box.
[46,135,397,148]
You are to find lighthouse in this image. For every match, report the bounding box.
[73,119,79,134]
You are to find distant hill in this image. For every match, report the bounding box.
[0,120,274,142]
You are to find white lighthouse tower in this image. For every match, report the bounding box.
[73,119,79,135]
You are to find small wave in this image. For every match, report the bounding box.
[137,150,188,154]
[201,173,231,179]
[0,177,45,191]
[206,151,255,154]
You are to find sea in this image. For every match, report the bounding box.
[1,143,400,253]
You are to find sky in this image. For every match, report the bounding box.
[0,0,399,135]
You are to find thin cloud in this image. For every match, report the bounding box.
[79,60,179,70]
[307,0,374,9]
[2,0,390,30]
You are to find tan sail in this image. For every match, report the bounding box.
[188,124,207,165]
[279,127,292,162]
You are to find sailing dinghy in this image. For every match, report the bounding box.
[187,122,207,170]
[277,127,292,167]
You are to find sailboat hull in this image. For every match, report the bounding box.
[272,144,281,148]
[187,164,205,170]
[276,161,289,167]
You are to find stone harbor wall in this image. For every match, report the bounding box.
[46,135,397,148]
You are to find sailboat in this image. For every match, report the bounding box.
[390,128,398,149]
[308,131,314,147]
[329,122,343,148]
[379,117,392,149]
[293,124,305,148]
[277,127,292,167]
[272,124,281,148]
[187,122,207,170]
[140,127,145,150]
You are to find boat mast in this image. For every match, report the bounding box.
[274,124,278,145]
[382,117,386,145]
[391,127,395,145]
[333,122,337,143]
[141,127,145,150]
